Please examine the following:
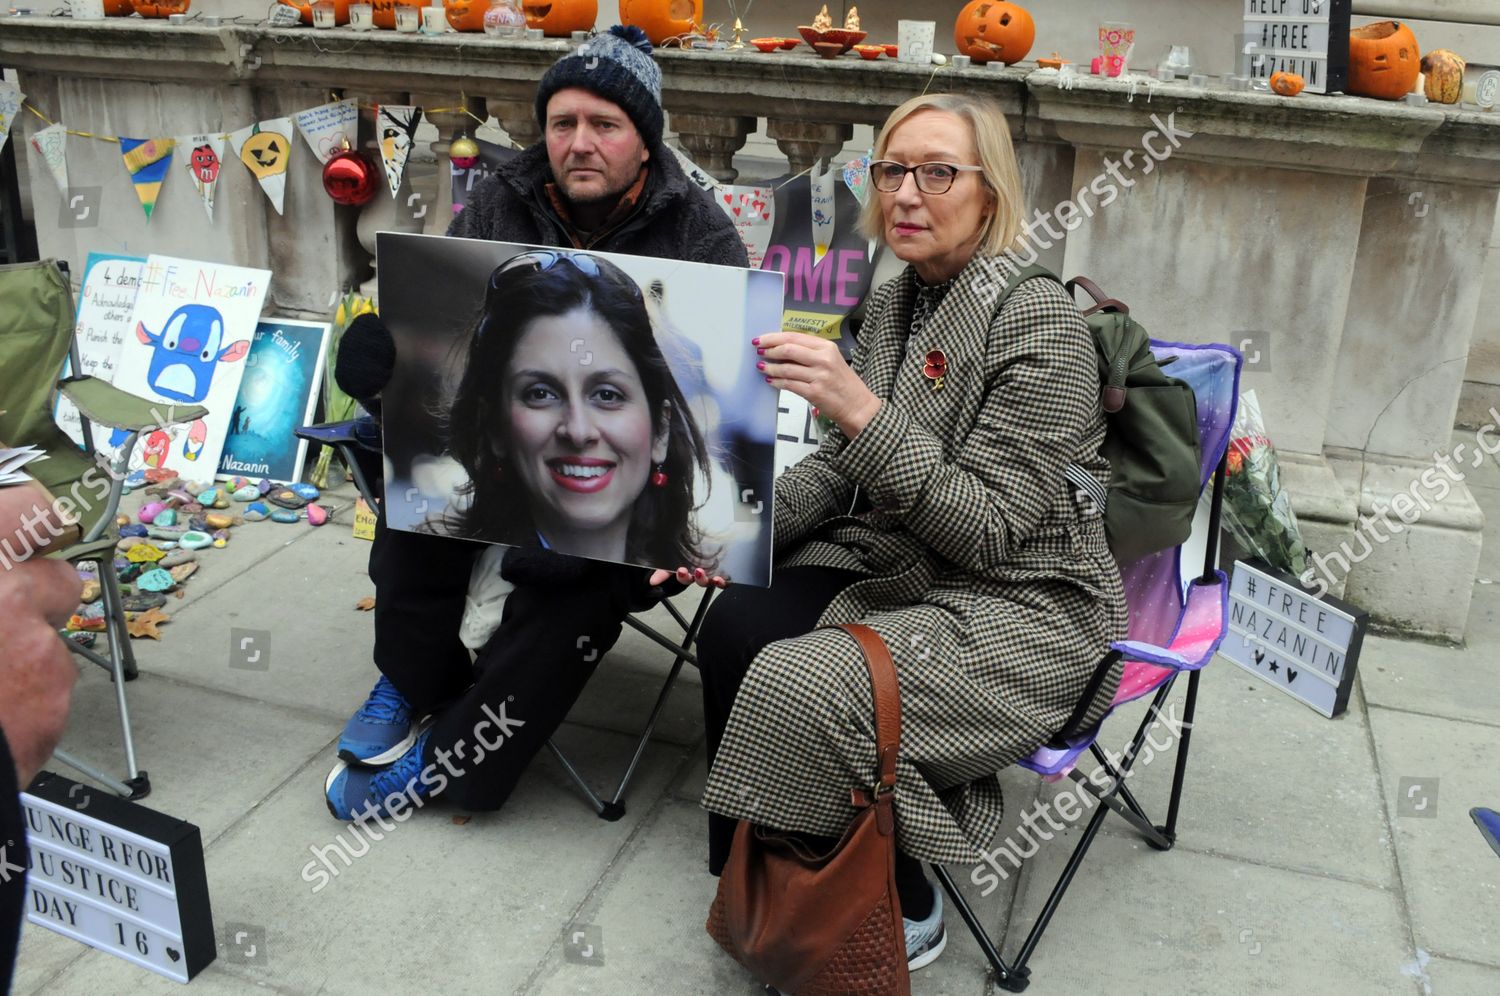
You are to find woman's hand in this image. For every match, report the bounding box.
[755,332,881,438]
[648,567,727,589]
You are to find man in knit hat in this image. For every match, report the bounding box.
[324,25,746,822]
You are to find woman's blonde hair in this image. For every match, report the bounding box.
[858,93,1026,258]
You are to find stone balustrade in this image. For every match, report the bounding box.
[3,19,1498,640]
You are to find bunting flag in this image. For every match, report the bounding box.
[119,137,175,220]
[810,158,837,264]
[29,122,69,197]
[230,117,294,215]
[294,99,358,165]
[178,133,225,222]
[842,154,871,207]
[376,105,423,198]
[0,82,24,157]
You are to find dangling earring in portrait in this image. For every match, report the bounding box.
[651,463,668,488]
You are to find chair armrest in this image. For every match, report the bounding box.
[57,376,207,432]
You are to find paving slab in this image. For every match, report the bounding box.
[1427,954,1500,995]
[1359,629,1500,731]
[1367,706,1500,968]
[1038,663,1393,890]
[36,725,681,995]
[1006,831,1415,995]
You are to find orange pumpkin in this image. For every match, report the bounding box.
[372,0,423,29]
[1269,71,1305,96]
[522,0,596,36]
[277,0,354,24]
[1348,20,1421,101]
[444,0,486,31]
[953,0,1034,66]
[618,0,701,46]
[103,0,134,14]
[129,0,190,15]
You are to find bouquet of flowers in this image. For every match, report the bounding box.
[1223,390,1308,576]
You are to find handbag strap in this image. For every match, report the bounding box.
[832,623,902,798]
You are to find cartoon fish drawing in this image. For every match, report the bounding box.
[142,430,172,469]
[135,304,249,403]
[181,419,208,462]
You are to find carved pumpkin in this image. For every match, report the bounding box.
[1348,20,1421,101]
[103,0,134,14]
[444,0,486,31]
[277,0,354,24]
[618,0,701,46]
[372,0,423,29]
[129,0,190,15]
[1269,71,1305,96]
[522,0,596,36]
[1421,49,1466,104]
[953,0,1034,66]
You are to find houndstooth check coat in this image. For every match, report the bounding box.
[700,251,1129,865]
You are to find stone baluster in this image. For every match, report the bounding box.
[669,114,757,183]
[768,120,853,177]
[488,96,541,150]
[354,91,425,300]
[415,93,488,236]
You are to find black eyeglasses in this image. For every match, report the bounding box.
[868,160,985,195]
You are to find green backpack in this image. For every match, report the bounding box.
[1001,265,1202,563]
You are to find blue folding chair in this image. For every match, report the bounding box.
[932,341,1243,991]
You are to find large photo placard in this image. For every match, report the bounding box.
[377,233,784,587]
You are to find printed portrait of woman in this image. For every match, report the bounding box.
[439,250,719,572]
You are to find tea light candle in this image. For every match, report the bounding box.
[202,13,220,24]
[349,3,373,29]
[69,0,105,19]
[420,5,447,32]
[312,0,337,28]
[168,12,187,23]
[525,27,544,40]
[570,30,589,43]
[951,54,970,70]
[395,5,420,32]
[1188,72,1209,87]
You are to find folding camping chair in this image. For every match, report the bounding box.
[297,418,715,822]
[930,340,1243,992]
[0,258,208,800]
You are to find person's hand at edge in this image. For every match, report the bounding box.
[648,567,728,589]
[754,331,882,439]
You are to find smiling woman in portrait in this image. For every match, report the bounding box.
[440,250,716,571]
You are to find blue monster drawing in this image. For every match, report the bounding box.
[135,303,250,403]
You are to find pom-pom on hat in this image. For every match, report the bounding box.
[535,25,664,149]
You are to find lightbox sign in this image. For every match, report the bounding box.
[1243,0,1351,94]
[21,771,215,983]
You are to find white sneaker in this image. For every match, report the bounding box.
[904,884,947,971]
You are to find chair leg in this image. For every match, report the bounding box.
[544,739,619,821]
[1160,668,1202,842]
[100,560,138,681]
[99,567,148,797]
[930,864,1030,992]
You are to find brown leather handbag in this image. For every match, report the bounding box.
[706,623,911,996]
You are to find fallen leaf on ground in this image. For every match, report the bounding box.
[451,815,471,826]
[126,607,171,639]
[355,596,376,611]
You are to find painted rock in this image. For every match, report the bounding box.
[182,502,204,515]
[119,523,149,538]
[212,494,230,509]
[117,536,145,551]
[232,485,260,502]
[155,509,178,527]
[244,502,270,522]
[306,503,329,527]
[205,513,233,530]
[78,601,106,620]
[196,488,221,506]
[126,544,167,564]
[168,562,198,583]
[138,501,166,524]
[116,561,144,583]
[160,550,197,568]
[144,467,177,484]
[115,514,131,528]
[271,509,300,524]
[291,482,321,501]
[227,476,253,491]
[258,478,274,496]
[188,515,209,532]
[148,526,186,542]
[123,470,148,491]
[167,488,197,505]
[179,530,214,551]
[136,568,175,593]
[79,579,101,603]
[212,528,231,543]
[143,476,179,496]
[213,538,227,548]
[67,613,108,632]
[121,592,167,612]
[67,630,98,649]
[267,488,308,510]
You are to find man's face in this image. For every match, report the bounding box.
[544,87,650,208]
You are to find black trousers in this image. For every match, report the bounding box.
[1,733,22,991]
[696,565,933,919]
[366,514,640,812]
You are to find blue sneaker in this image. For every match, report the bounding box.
[904,884,946,971]
[325,725,438,822]
[337,675,416,767]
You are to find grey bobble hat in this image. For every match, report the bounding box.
[535,25,664,148]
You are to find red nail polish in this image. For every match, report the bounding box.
[756,348,765,356]
[751,337,761,346]
[756,361,766,371]
[765,376,773,383]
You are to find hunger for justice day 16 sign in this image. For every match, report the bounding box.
[1223,558,1367,718]
[21,771,215,982]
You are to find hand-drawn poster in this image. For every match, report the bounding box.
[378,233,783,586]
[55,253,145,448]
[110,255,271,476]
[218,319,330,484]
